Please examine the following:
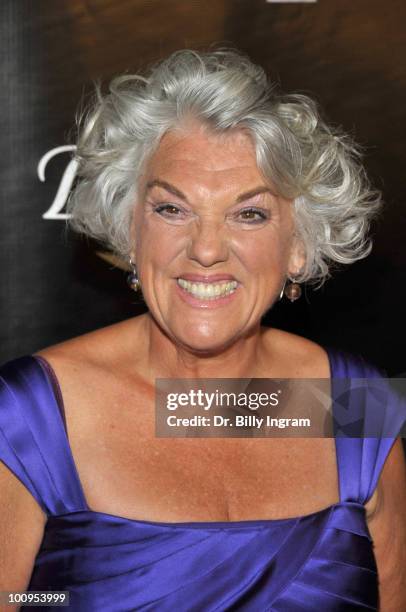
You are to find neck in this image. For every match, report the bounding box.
[137,313,267,380]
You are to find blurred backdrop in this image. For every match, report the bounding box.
[1,0,405,374]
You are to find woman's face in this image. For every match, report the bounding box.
[131,123,304,353]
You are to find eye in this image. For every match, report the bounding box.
[153,203,184,217]
[236,207,270,223]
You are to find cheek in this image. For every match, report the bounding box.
[234,232,290,274]
[135,220,183,274]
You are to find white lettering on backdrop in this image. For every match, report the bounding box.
[37,145,77,219]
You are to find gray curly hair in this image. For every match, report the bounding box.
[67,48,382,286]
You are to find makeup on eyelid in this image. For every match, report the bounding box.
[148,203,272,226]
[146,192,274,223]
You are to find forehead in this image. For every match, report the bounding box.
[142,123,263,188]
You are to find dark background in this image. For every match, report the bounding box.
[1,0,405,375]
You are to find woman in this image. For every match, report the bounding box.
[1,49,405,611]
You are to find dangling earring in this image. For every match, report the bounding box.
[127,257,140,291]
[283,276,302,302]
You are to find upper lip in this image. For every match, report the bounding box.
[176,274,238,283]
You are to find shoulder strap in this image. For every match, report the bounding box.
[0,355,88,516]
[328,348,406,504]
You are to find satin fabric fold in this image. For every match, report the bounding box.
[26,504,376,611]
[0,349,405,611]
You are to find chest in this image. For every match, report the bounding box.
[65,380,340,522]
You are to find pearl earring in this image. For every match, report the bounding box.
[283,276,302,302]
[127,257,140,291]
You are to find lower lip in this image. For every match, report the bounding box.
[174,281,240,309]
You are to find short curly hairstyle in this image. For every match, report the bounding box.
[67,48,382,286]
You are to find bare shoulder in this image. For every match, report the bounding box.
[34,315,148,377]
[260,327,330,378]
[33,315,151,422]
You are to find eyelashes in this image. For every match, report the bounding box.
[236,207,270,223]
[153,203,183,217]
[150,202,271,225]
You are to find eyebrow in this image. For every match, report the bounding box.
[235,186,275,203]
[145,179,276,204]
[145,179,188,201]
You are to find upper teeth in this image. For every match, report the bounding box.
[177,278,238,299]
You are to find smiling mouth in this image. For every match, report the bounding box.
[177,278,238,300]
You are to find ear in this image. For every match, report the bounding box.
[287,233,306,277]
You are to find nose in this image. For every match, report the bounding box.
[186,217,229,267]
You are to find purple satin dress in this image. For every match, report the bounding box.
[0,349,405,611]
